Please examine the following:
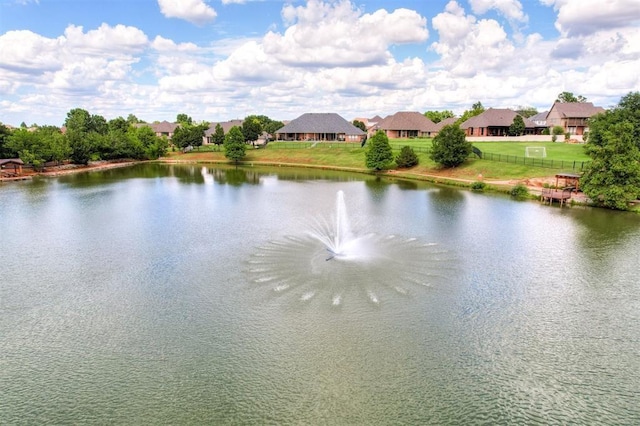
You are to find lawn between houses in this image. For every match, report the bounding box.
[167,140,590,184]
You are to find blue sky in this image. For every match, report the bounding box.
[1,0,638,126]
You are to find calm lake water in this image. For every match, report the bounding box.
[1,163,639,424]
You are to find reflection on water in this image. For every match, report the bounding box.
[1,163,640,424]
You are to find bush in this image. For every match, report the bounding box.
[510,184,529,199]
[365,130,394,171]
[395,146,419,168]
[471,181,486,191]
[429,124,471,168]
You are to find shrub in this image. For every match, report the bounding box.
[471,181,486,191]
[429,124,471,168]
[395,146,419,168]
[510,183,529,199]
[365,130,394,170]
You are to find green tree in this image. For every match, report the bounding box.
[556,91,587,103]
[424,110,455,123]
[264,120,284,138]
[581,122,640,210]
[395,146,419,168]
[352,120,366,131]
[242,116,263,143]
[365,130,393,171]
[136,126,167,159]
[176,113,193,127]
[580,92,640,209]
[587,91,640,150]
[212,123,225,150]
[224,126,247,164]
[456,102,485,125]
[509,115,525,136]
[551,125,564,142]
[0,123,14,157]
[172,124,207,151]
[429,124,471,168]
[515,106,538,118]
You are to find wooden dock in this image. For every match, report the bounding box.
[541,187,573,206]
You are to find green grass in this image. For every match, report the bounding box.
[171,140,591,182]
[473,141,590,161]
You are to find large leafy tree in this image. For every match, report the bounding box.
[365,130,393,171]
[0,123,13,157]
[176,113,193,127]
[424,110,455,123]
[557,91,587,103]
[581,92,640,209]
[136,126,167,159]
[242,116,263,143]
[581,122,640,209]
[429,124,471,168]
[172,124,207,150]
[456,102,485,125]
[224,126,247,164]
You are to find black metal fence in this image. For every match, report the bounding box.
[477,152,591,171]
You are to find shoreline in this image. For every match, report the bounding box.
[1,157,592,206]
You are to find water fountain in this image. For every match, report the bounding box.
[248,190,454,307]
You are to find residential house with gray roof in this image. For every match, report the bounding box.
[375,111,438,138]
[460,108,539,136]
[275,113,365,142]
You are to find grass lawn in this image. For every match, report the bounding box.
[473,141,590,161]
[169,139,590,182]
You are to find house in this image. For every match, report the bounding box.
[529,111,548,127]
[275,113,366,142]
[137,121,179,139]
[545,102,605,136]
[460,108,539,137]
[375,111,438,138]
[203,119,244,144]
[0,158,24,176]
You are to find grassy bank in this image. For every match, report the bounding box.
[170,140,589,182]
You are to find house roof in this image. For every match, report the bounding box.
[204,119,244,136]
[529,111,548,123]
[377,111,438,132]
[136,121,179,134]
[460,108,536,129]
[433,117,458,131]
[547,102,605,119]
[0,158,24,166]
[276,113,365,135]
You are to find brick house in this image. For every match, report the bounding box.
[545,102,605,136]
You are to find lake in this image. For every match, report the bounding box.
[1,163,639,424]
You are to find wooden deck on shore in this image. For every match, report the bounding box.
[541,187,574,206]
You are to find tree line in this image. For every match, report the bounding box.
[0,109,284,168]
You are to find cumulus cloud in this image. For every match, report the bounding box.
[157,0,217,25]
[542,0,639,36]
[469,0,528,22]
[264,0,428,67]
[64,24,148,55]
[430,1,515,76]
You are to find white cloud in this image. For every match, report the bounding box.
[542,0,639,36]
[264,0,428,68]
[1,0,638,127]
[157,0,217,25]
[64,24,148,55]
[469,0,528,22]
[430,1,515,76]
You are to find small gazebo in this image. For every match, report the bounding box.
[0,158,24,177]
[555,172,580,192]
